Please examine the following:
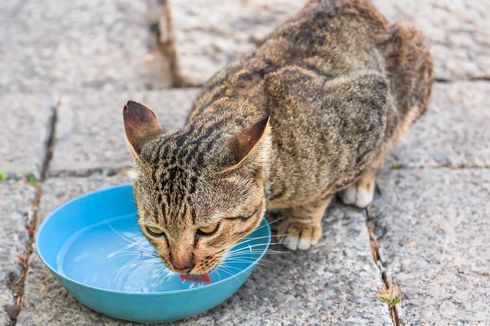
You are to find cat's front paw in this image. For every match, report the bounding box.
[277,220,322,250]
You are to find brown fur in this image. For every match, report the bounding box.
[123,0,433,272]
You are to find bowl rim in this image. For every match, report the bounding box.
[36,184,271,296]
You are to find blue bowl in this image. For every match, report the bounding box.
[36,185,270,323]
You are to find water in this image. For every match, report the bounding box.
[56,214,251,293]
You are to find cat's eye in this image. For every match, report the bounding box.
[145,226,166,237]
[197,223,220,236]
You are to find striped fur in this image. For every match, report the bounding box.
[124,0,433,272]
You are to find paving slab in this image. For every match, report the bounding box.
[17,176,131,326]
[49,88,199,175]
[0,93,52,179]
[0,182,35,325]
[0,0,171,94]
[168,0,489,84]
[389,81,490,169]
[373,0,490,81]
[369,168,490,325]
[167,0,304,85]
[17,175,390,325]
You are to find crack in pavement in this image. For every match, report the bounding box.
[436,77,490,83]
[10,101,58,325]
[364,207,400,326]
[390,163,490,171]
[150,0,185,87]
[47,167,131,179]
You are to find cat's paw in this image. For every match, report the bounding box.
[340,181,375,208]
[277,220,322,250]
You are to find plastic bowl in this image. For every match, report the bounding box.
[36,185,270,323]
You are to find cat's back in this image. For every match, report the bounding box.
[257,0,389,77]
[189,0,390,119]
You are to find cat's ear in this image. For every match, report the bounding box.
[219,115,270,174]
[123,101,164,157]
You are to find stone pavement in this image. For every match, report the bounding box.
[1,0,489,325]
[369,169,490,325]
[49,88,199,176]
[167,0,490,85]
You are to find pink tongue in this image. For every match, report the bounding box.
[179,273,211,283]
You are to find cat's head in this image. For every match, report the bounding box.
[123,100,270,274]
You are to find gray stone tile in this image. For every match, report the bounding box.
[373,0,490,80]
[0,182,35,325]
[49,88,199,175]
[369,168,490,325]
[17,176,132,326]
[0,94,52,179]
[168,0,304,85]
[168,0,489,84]
[18,175,390,325]
[0,0,171,94]
[390,82,490,168]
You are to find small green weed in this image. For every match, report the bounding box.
[391,163,405,170]
[26,173,37,186]
[378,284,402,308]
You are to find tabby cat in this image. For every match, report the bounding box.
[123,0,433,274]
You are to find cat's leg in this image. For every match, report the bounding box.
[277,198,331,250]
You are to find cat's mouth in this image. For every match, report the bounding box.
[159,254,222,275]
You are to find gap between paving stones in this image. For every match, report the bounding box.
[436,77,490,83]
[390,163,490,171]
[47,167,132,179]
[364,208,400,326]
[10,102,58,325]
[151,0,184,87]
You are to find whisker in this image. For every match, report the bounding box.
[225,256,275,263]
[219,233,287,252]
[226,242,283,253]
[224,251,290,258]
[226,246,290,255]
[217,264,242,283]
[107,251,159,259]
[105,222,155,254]
[224,259,271,267]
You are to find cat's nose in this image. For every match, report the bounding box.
[170,244,195,272]
[172,260,195,273]
[170,251,195,273]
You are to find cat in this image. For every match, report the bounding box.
[123,0,433,274]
